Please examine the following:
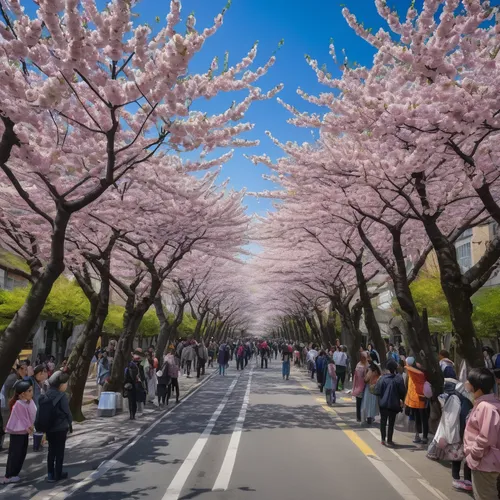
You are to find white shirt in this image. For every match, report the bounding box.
[306,349,318,362]
[333,351,347,367]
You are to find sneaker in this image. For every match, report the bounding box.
[462,480,473,491]
[47,474,56,483]
[387,441,396,448]
[453,480,471,491]
[421,438,428,445]
[56,472,68,481]
[381,441,386,446]
[413,435,422,444]
[1,477,10,485]
[9,476,20,483]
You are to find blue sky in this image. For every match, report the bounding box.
[136,0,406,216]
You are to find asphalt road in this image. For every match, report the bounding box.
[58,359,409,500]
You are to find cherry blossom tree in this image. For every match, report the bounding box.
[256,0,500,368]
[0,0,281,385]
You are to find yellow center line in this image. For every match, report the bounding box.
[299,379,379,459]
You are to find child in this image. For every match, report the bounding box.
[2,381,36,484]
[463,367,500,500]
[324,358,337,406]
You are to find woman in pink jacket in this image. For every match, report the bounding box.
[352,352,369,422]
[463,368,500,500]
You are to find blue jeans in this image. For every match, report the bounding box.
[219,364,226,376]
[282,360,290,378]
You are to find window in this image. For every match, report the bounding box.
[456,228,473,241]
[456,241,472,272]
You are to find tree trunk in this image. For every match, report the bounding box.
[195,310,208,340]
[327,310,337,343]
[0,210,70,388]
[335,302,362,377]
[67,267,111,421]
[67,311,107,421]
[429,236,483,368]
[154,296,171,361]
[105,302,149,393]
[354,263,386,364]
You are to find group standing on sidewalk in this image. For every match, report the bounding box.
[299,338,500,499]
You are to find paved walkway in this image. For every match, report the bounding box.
[0,371,213,499]
[0,359,473,500]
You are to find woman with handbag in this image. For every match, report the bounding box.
[361,360,381,425]
[427,379,473,492]
[352,351,369,422]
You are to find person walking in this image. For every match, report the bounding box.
[124,357,140,420]
[352,352,369,422]
[361,360,381,425]
[377,359,405,447]
[282,345,292,380]
[260,342,269,369]
[236,344,245,371]
[36,371,72,483]
[156,356,171,407]
[333,346,348,391]
[2,381,36,484]
[166,351,180,404]
[405,357,429,444]
[324,358,337,406]
[367,343,380,364]
[387,344,400,364]
[463,368,500,500]
[307,345,318,379]
[197,342,208,378]
[315,351,328,393]
[181,342,195,378]
[145,353,158,404]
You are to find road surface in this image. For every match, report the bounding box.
[45,359,449,500]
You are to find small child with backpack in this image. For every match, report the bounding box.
[2,381,37,484]
[35,371,72,483]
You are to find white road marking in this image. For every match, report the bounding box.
[213,369,253,491]
[366,423,450,500]
[417,479,451,500]
[38,371,216,500]
[366,428,422,476]
[162,378,238,500]
[367,455,420,500]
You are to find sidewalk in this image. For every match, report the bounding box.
[294,366,469,500]
[0,370,214,498]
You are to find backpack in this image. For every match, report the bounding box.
[36,394,57,433]
[494,353,500,369]
[237,346,244,357]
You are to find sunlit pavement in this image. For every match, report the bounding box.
[4,360,468,500]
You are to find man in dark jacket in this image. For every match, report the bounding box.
[377,359,406,447]
[36,371,72,482]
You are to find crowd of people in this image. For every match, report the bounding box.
[299,340,500,499]
[2,337,500,498]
